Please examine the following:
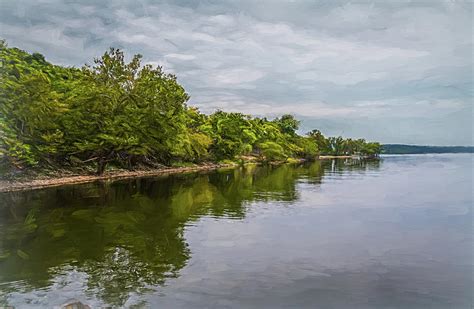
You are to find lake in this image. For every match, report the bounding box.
[0,154,472,308]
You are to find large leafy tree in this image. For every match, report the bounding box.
[0,40,74,166]
[203,111,257,160]
[63,48,190,173]
[273,114,300,136]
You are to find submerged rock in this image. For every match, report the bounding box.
[58,299,91,309]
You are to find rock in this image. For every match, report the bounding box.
[58,299,91,309]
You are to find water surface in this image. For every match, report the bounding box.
[0,154,472,308]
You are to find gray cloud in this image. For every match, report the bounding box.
[0,0,472,145]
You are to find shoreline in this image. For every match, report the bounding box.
[0,163,236,193]
[0,156,368,193]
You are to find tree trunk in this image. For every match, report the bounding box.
[97,157,106,175]
[127,155,133,170]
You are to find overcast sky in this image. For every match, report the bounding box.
[0,0,472,145]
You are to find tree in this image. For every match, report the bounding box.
[63,48,190,174]
[326,136,345,155]
[294,136,319,159]
[0,42,70,166]
[307,129,329,154]
[203,111,257,160]
[273,114,300,136]
[362,142,382,157]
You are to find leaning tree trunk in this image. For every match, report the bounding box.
[97,157,106,175]
[127,154,134,170]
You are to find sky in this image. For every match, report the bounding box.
[0,0,472,146]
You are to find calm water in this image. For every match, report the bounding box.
[0,154,472,308]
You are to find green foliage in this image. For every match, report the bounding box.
[0,42,72,166]
[203,111,257,160]
[65,48,191,172]
[294,136,319,159]
[258,141,287,162]
[362,142,382,156]
[308,129,329,153]
[183,132,213,162]
[307,130,380,157]
[0,44,191,173]
[273,114,300,136]
[0,41,381,173]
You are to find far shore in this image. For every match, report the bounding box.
[0,156,368,193]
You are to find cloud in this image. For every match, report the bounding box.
[165,53,196,61]
[0,0,471,145]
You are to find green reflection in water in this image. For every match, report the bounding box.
[0,159,379,306]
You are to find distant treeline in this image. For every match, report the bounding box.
[0,41,381,174]
[382,144,474,154]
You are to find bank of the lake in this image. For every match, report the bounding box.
[0,156,376,193]
[0,162,235,193]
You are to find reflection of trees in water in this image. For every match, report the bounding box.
[0,160,380,306]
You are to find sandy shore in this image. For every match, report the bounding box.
[0,163,236,193]
[0,156,370,193]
